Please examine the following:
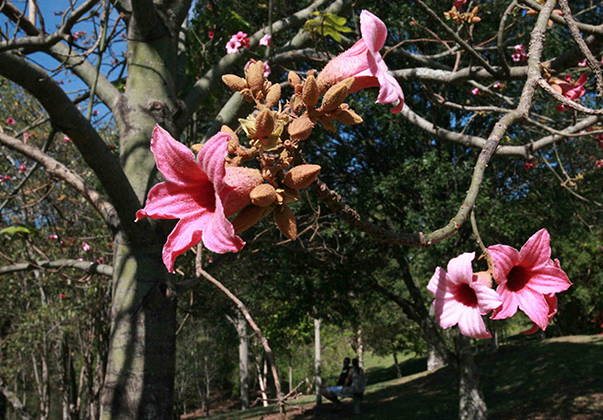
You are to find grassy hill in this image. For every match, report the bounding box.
[194,335,603,420]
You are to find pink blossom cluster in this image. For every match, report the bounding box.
[453,0,467,10]
[551,73,588,111]
[226,31,250,54]
[428,229,571,338]
[259,34,272,47]
[511,44,527,62]
[5,117,15,125]
[0,175,11,182]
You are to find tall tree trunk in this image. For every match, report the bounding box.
[204,356,210,418]
[236,311,249,410]
[314,318,322,405]
[427,306,446,372]
[456,334,487,420]
[255,358,269,408]
[392,351,402,378]
[356,328,364,368]
[288,361,293,394]
[32,346,50,420]
[100,238,176,420]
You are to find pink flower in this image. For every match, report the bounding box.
[92,110,99,116]
[82,242,91,252]
[0,175,11,182]
[471,87,480,95]
[524,161,534,171]
[23,132,30,142]
[48,234,58,240]
[208,30,214,39]
[259,34,272,47]
[511,44,527,62]
[427,253,503,339]
[493,82,501,89]
[59,293,67,300]
[551,73,587,111]
[578,59,587,67]
[135,125,263,272]
[73,30,87,40]
[453,0,467,10]
[487,229,572,331]
[18,164,27,174]
[226,31,250,54]
[596,159,603,168]
[5,117,15,125]
[316,10,404,114]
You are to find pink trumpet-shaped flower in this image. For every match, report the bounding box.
[259,34,272,47]
[5,117,15,125]
[511,44,527,62]
[136,125,262,272]
[487,229,572,331]
[453,0,468,10]
[316,10,404,114]
[428,253,503,339]
[550,73,588,111]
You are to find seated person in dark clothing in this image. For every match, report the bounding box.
[321,357,351,404]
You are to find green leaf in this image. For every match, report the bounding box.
[0,226,33,236]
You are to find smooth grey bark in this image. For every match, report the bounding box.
[356,328,364,368]
[427,306,446,372]
[314,318,322,405]
[236,311,250,410]
[392,352,402,379]
[456,334,487,420]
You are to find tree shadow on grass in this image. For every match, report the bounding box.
[283,337,603,420]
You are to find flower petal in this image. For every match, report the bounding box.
[446,252,475,285]
[521,323,539,335]
[162,214,212,273]
[201,196,245,254]
[360,10,387,54]
[491,284,520,320]
[487,244,520,281]
[427,267,454,299]
[526,266,572,294]
[516,288,550,330]
[198,131,231,193]
[518,229,551,269]
[151,125,207,185]
[458,308,491,339]
[472,283,503,314]
[136,181,215,221]
[433,298,463,329]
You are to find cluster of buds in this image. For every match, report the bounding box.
[444,6,481,24]
[220,60,363,240]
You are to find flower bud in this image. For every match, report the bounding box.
[232,205,266,233]
[283,164,321,190]
[320,81,351,112]
[191,143,203,153]
[335,109,363,125]
[266,84,282,108]
[275,204,297,240]
[302,75,320,108]
[247,61,265,94]
[288,115,314,140]
[255,109,275,138]
[250,184,277,207]
[222,74,247,91]
[288,71,301,87]
[472,271,493,289]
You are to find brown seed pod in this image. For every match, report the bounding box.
[222,74,247,91]
[302,75,320,108]
[232,205,267,233]
[250,184,277,207]
[255,109,275,138]
[247,61,265,94]
[320,82,351,112]
[288,115,314,141]
[283,164,321,190]
[265,84,282,108]
[274,204,297,240]
[335,108,363,125]
[288,71,301,87]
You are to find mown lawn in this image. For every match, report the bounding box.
[198,335,603,420]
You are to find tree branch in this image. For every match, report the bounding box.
[0,259,113,277]
[0,131,119,231]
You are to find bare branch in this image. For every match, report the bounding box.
[519,0,603,35]
[0,131,119,231]
[538,78,603,115]
[0,259,114,277]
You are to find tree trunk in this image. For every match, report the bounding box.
[314,318,322,405]
[427,306,446,371]
[393,352,402,378]
[256,358,269,408]
[204,356,210,418]
[100,238,176,420]
[288,362,293,394]
[456,334,487,420]
[236,311,249,410]
[356,328,364,368]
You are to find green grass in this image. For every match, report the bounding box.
[193,335,603,420]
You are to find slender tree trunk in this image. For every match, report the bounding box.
[236,311,249,410]
[393,352,402,378]
[314,318,322,405]
[204,356,210,418]
[356,328,364,368]
[456,334,487,420]
[256,358,269,408]
[288,361,293,394]
[32,347,50,420]
[427,306,446,371]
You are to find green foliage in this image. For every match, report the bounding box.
[303,12,353,43]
